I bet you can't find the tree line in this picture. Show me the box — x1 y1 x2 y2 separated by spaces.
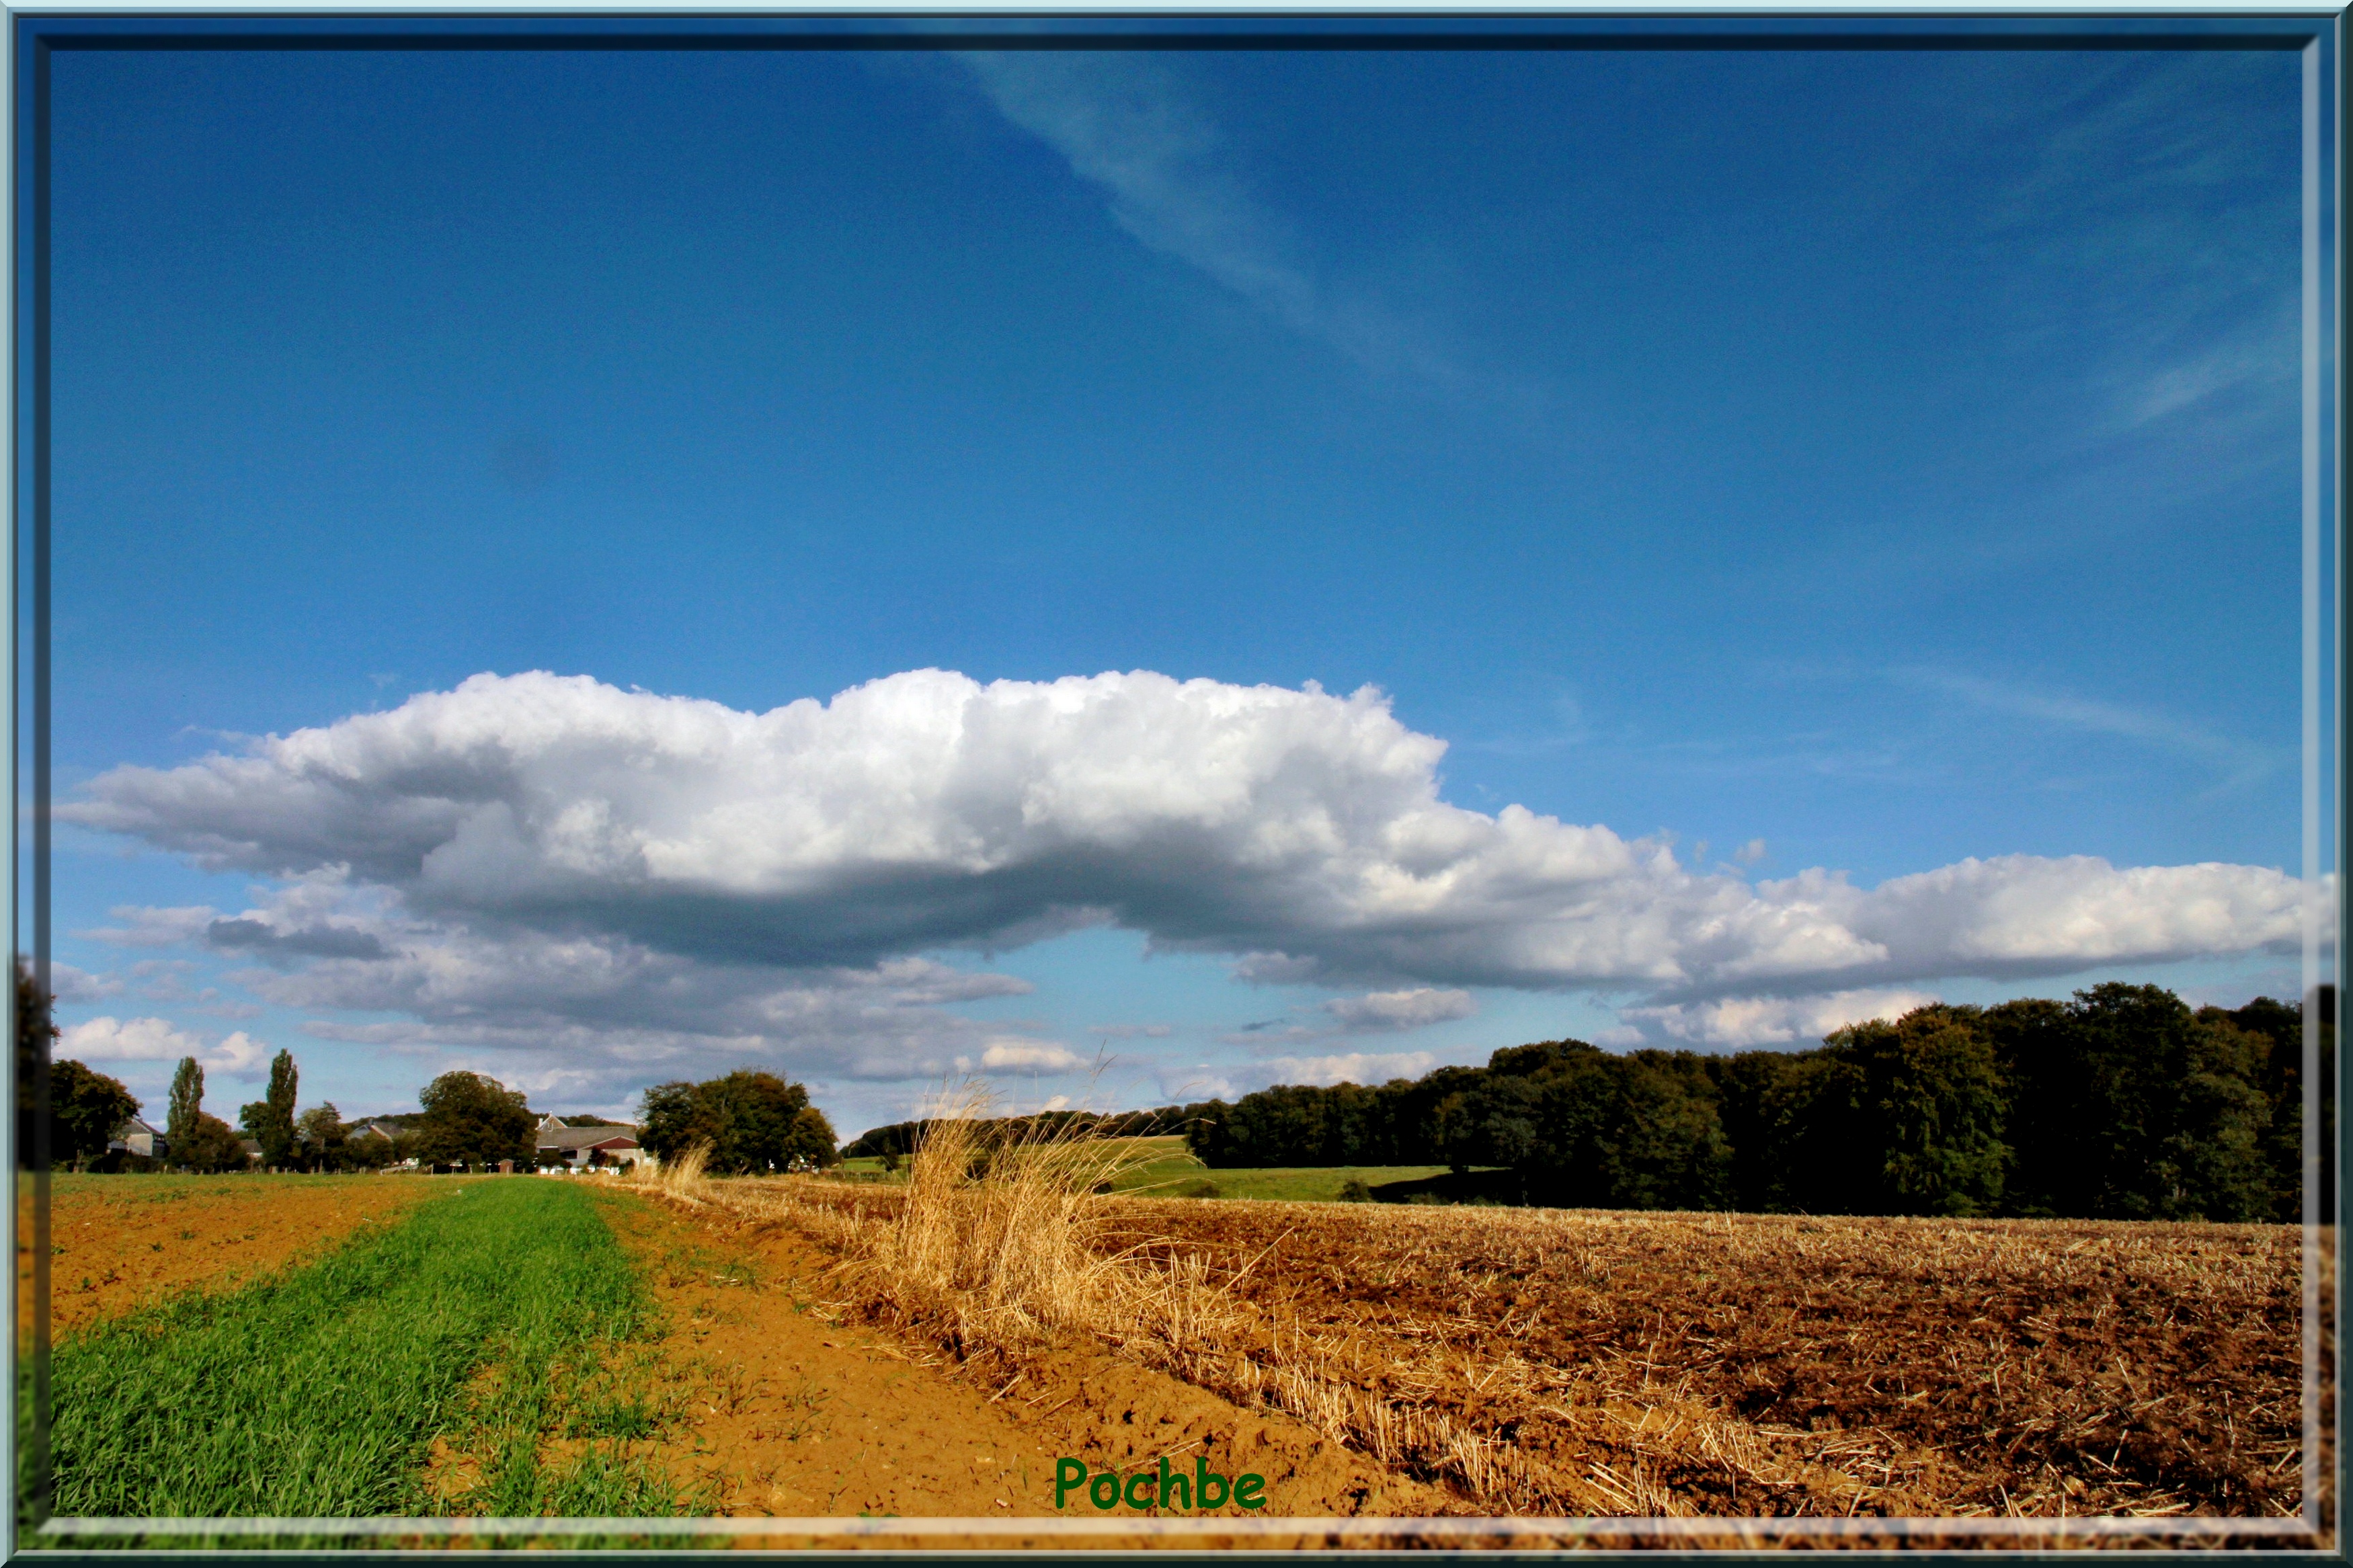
840 1105 1202 1164
1179 984 2334 1223
15 958 842 1175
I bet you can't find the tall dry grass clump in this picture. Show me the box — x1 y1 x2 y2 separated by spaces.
839 1081 1193 1354
662 1093 1583 1511
637 1140 711 1202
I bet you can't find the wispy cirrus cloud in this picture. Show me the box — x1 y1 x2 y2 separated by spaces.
961 52 1455 384
1892 665 2290 792
1224 987 1477 1047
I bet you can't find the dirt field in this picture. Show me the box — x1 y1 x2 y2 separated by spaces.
1127 1201 2314 1520
17 1167 2329 1547
573 1187 1453 1534
16 1173 434 1344
691 1175 2323 1530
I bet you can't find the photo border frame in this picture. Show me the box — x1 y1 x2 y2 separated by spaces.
5 5 2342 1555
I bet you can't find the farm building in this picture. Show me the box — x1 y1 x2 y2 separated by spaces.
532 1114 654 1171
108 1116 165 1159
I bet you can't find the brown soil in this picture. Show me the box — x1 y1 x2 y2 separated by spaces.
584 1187 1455 1542
738 1178 2323 1530
1125 1200 2315 1520
16 1172 434 1344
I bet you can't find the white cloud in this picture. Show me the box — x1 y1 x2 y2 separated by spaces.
243 911 1040 1092
59 1015 202 1063
210 1032 269 1073
1620 988 1944 1050
78 905 218 947
48 964 121 1003
1232 951 1321 984
1256 1050 1440 1089
58 1016 268 1075
1323 987 1475 1032
1152 1065 1237 1102
73 878 1045 1104
976 1038 1088 1073
56 668 2333 1094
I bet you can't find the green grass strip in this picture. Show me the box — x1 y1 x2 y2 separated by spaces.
41 1178 681 1522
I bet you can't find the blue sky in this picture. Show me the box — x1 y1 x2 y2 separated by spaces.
33 40 2332 1136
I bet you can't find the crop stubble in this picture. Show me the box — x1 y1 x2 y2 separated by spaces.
708 1176 2319 1524
1131 1202 2313 1520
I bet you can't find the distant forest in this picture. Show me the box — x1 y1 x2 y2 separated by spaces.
850 984 2335 1224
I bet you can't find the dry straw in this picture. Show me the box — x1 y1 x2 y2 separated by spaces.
643 1092 2313 1526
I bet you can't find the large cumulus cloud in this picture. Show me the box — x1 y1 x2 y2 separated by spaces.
65 669 2328 1001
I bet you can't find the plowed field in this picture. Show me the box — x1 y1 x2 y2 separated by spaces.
734 1179 2323 1528
17 1173 434 1344
1123 1202 2314 1520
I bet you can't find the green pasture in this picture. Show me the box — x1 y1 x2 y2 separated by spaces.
32 1177 691 1528
832 1135 1458 1204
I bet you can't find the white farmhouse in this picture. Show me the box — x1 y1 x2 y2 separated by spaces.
107 1116 166 1159
532 1113 655 1172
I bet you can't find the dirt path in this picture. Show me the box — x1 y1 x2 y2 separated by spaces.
17 1173 437 1344
588 1187 1456 1541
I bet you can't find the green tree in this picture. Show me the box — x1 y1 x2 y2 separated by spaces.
415 1072 534 1169
241 1050 301 1169
638 1081 701 1165
49 1061 142 1171
1469 1041 1732 1210
1710 1049 1809 1211
2216 990 2334 1223
1597 1052 1734 1210
175 1112 250 1173
1821 1007 2009 1216
168 1057 205 1151
15 955 58 1169
785 1104 840 1170
1979 997 2074 1215
1753 1048 1874 1212
1181 1100 1236 1165
145 1053 245 1171
639 1069 834 1173
3 953 138 1173
296 1104 350 1172
1995 985 2273 1221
